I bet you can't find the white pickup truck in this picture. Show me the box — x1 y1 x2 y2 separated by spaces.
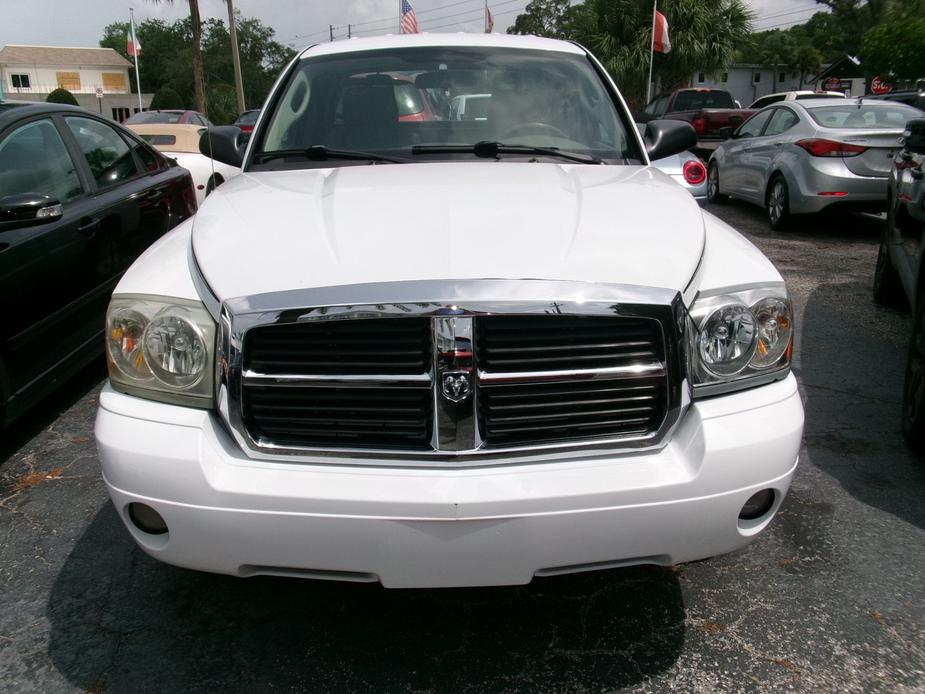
95 34 804 588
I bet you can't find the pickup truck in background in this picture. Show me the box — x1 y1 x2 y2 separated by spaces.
637 88 755 153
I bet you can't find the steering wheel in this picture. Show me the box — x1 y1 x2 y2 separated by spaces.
501 122 569 141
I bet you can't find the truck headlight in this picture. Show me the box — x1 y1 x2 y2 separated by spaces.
106 295 216 407
689 286 793 397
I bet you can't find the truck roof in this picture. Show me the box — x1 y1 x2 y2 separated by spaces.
299 33 587 59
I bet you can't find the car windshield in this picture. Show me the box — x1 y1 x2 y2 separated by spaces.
807 103 923 129
673 90 735 110
254 46 637 166
127 111 184 124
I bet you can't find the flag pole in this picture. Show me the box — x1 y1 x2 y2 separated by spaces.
645 0 657 104
130 8 143 112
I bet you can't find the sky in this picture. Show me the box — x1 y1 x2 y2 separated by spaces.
0 0 825 49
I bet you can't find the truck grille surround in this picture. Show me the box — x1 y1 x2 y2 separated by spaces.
220 281 687 465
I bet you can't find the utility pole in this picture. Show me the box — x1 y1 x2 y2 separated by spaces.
329 25 334 42
225 0 246 114
348 24 352 38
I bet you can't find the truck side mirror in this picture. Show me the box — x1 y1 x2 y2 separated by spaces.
719 126 736 141
200 126 246 168
644 120 697 161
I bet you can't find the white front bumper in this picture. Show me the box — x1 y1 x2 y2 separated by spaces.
95 374 803 588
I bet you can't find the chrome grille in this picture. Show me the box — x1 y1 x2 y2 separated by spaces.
475 315 666 445
221 280 685 464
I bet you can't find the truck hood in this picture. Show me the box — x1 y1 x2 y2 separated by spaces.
191 162 705 301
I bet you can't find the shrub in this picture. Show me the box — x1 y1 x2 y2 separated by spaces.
46 88 78 105
149 86 185 110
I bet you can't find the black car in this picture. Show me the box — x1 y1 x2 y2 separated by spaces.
868 90 925 111
873 117 925 452
0 101 196 426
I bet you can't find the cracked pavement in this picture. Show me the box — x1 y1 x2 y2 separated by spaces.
1 200 924 692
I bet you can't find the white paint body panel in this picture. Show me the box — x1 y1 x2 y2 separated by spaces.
99 34 802 588
96 375 803 588
192 164 705 302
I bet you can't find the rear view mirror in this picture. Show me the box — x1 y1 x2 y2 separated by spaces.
719 126 736 141
904 119 925 155
414 70 481 91
0 193 62 225
644 120 697 161
200 126 246 168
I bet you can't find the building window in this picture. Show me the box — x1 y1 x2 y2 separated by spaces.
112 107 132 122
56 71 81 91
102 72 126 92
721 72 728 83
753 72 761 83
779 71 786 83
11 73 30 89
698 72 705 83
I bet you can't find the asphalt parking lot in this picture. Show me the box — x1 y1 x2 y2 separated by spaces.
1 200 924 693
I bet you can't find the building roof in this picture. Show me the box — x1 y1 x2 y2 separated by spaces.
0 45 131 68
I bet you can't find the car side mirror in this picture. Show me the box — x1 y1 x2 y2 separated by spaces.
0 193 62 226
719 126 736 141
644 119 697 161
904 119 925 155
200 126 246 167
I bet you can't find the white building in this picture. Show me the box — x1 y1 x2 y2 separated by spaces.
691 58 868 108
0 44 152 121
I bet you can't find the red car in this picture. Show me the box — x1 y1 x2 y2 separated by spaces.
234 109 260 134
394 80 440 122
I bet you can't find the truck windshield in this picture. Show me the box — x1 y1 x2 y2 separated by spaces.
673 90 735 110
254 46 638 166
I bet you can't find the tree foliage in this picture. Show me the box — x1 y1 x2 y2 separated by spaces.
538 0 752 106
860 1 925 82
149 86 184 109
46 88 78 105
100 14 294 123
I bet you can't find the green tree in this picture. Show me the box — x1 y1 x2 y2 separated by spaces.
558 0 752 107
861 15 925 82
506 0 573 38
46 88 78 105
149 86 185 109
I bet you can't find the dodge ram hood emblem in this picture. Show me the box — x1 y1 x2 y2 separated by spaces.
442 372 471 403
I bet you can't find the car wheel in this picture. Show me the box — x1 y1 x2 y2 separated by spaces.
707 162 727 204
766 176 791 231
902 291 925 453
873 203 906 307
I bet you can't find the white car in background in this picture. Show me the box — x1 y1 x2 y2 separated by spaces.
127 124 240 205
748 90 846 109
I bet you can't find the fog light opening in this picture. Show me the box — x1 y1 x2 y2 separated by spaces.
739 489 776 521
128 502 169 535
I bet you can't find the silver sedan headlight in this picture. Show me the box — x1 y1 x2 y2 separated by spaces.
689 286 793 396
106 295 216 407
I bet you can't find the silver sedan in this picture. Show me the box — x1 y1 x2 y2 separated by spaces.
707 98 923 229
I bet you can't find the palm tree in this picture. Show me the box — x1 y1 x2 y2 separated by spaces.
563 0 753 107
149 0 207 114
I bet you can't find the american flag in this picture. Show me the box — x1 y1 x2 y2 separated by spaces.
400 0 419 34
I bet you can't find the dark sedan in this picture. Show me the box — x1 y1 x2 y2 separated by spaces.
873 118 925 452
0 101 197 426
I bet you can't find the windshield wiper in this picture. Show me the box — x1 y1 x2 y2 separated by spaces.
253 145 406 165
411 141 603 165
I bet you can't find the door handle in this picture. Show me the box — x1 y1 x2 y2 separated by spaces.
146 188 165 203
77 217 100 237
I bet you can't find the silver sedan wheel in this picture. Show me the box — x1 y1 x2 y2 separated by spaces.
708 166 719 199
768 180 785 224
